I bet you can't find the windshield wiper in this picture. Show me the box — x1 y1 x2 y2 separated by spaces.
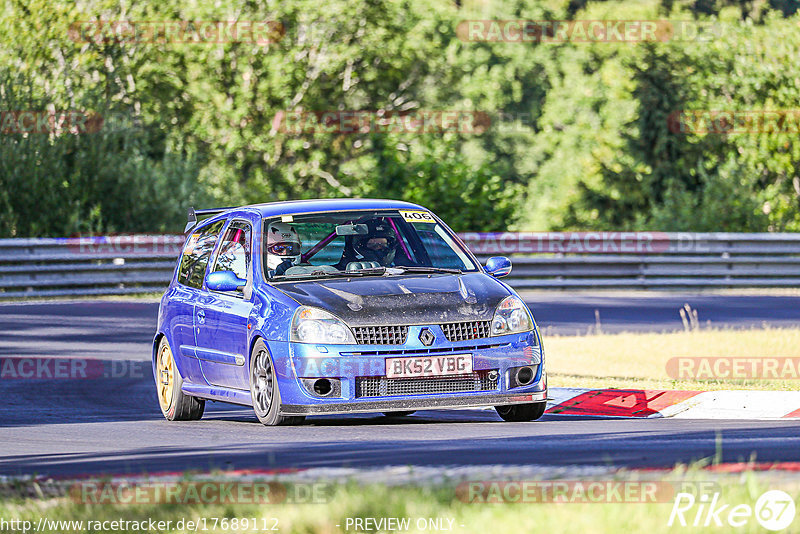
272 265 461 281
389 266 463 275
271 268 387 281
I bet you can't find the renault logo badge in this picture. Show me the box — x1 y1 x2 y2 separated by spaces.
419 328 435 346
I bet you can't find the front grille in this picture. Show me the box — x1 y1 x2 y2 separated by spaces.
355 371 499 398
440 320 492 342
352 325 409 345
341 342 510 358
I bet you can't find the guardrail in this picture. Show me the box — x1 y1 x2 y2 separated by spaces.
0 232 798 298
460 232 800 289
0 236 184 298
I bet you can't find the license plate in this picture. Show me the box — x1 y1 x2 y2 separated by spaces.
385 354 473 378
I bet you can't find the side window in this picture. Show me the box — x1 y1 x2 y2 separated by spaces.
393 221 418 264
415 224 472 271
177 221 225 289
213 221 252 284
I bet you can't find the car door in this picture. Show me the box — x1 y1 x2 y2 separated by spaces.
168 220 226 383
195 219 254 391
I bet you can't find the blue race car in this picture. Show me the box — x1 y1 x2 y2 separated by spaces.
153 199 546 425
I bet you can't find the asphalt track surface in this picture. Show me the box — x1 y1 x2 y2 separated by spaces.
0 294 799 477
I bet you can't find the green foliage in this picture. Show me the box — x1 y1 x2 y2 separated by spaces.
526 2 800 232
0 0 206 236
1 0 798 236
363 136 519 231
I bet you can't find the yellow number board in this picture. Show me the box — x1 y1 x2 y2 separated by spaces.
400 210 436 223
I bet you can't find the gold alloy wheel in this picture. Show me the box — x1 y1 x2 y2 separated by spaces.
157 343 175 413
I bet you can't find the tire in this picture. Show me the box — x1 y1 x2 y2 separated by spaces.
383 411 416 417
250 339 305 426
495 402 546 422
155 337 204 421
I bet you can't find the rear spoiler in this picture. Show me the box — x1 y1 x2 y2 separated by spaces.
184 206 234 233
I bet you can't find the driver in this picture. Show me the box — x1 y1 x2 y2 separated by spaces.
351 219 399 266
266 222 301 276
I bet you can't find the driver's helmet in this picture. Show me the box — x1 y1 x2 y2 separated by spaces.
353 219 398 266
266 222 301 271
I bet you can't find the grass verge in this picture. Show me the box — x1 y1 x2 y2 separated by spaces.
1 468 798 533
545 326 800 391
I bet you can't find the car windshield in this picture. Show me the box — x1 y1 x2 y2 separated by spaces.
263 209 478 280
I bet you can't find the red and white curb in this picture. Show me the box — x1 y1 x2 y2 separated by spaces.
547 388 800 419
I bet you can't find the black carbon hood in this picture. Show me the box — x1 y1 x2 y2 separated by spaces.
271 272 510 326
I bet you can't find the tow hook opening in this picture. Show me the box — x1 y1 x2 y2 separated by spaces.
314 378 333 396
508 365 538 388
301 377 342 398
515 366 535 386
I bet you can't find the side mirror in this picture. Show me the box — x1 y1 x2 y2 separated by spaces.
485 256 512 278
206 271 247 292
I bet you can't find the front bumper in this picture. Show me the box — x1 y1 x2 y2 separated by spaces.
268 326 546 415
281 391 547 416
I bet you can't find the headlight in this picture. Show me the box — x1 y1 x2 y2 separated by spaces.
491 296 532 336
290 306 356 344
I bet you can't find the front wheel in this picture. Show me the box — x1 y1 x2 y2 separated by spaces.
250 339 304 426
495 402 546 422
155 337 204 421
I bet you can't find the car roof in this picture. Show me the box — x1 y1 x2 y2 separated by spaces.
190 199 431 231
241 198 427 218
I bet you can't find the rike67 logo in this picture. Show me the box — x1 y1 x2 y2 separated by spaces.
669 490 796 531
